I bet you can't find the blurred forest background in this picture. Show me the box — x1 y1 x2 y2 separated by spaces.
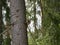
0 0 60 45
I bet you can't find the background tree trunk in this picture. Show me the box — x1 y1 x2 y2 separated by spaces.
10 0 28 45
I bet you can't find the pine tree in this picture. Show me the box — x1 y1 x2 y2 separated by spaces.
10 0 28 45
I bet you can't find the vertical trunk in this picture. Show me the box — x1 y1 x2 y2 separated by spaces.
10 0 28 45
0 0 3 45
40 0 46 36
34 0 36 31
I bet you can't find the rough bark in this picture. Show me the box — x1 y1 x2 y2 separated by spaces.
10 0 28 45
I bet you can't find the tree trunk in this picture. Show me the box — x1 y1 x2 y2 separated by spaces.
10 0 28 45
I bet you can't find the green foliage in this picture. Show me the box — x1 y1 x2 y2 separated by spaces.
2 0 7 8
26 0 60 45
3 35 11 45
41 0 60 45
5 6 10 22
